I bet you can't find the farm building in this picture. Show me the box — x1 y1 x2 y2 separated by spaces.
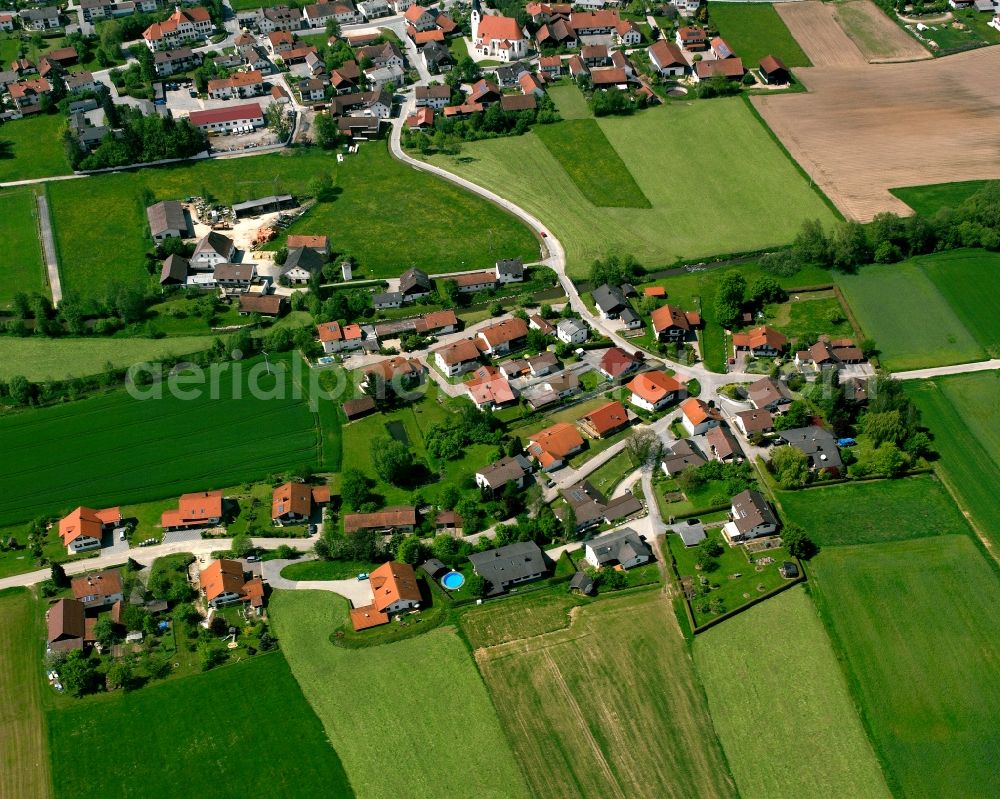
146 200 191 241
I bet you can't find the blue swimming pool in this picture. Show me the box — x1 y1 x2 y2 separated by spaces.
441 571 466 590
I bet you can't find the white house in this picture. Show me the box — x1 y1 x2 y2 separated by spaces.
723 490 778 543
584 527 652 570
495 258 524 284
556 318 588 345
433 339 481 376
191 231 235 269
648 39 687 77
59 507 121 555
317 321 364 353
680 397 722 436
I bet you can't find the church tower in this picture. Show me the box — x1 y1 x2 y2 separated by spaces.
471 0 482 42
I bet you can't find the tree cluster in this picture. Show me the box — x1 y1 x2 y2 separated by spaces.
72 107 206 171
589 253 643 287
589 86 648 117
424 403 504 462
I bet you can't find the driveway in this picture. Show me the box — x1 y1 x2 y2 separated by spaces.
262 557 374 606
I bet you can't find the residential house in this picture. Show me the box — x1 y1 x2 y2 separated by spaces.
239 294 287 317
599 346 640 380
359 0 392 18
404 3 437 31
143 6 214 52
748 376 793 413
476 454 533 493
592 283 630 320
648 39 687 77
280 245 326 283
191 231 235 268
777 426 842 474
527 422 584 470
357 41 406 71
529 371 579 408
19 7 61 30
723 490 778 543
469 78 502 105
59 506 121 555
433 339 482 376
529 314 555 335
361 356 425 394
365 62 404 89
582 44 610 67
794 337 865 369
0 14 13 32
471 0 529 61
536 19 577 48
350 561 422 630
651 304 701 343
160 254 190 285
154 47 200 76
161 491 224 531
527 352 558 376
188 102 265 132
208 69 265 99
675 25 707 51
496 258 525 283
71 570 124 611
468 541 547 596
626 370 685 412
242 44 272 72
680 397 723 436
399 267 433 300
734 408 774 437
363 86 393 118
408 107 434 128
571 9 621 35
556 318 588 345
343 506 417 534
422 40 454 73
299 77 326 101
539 55 563 78
266 30 294 55
373 291 403 309
213 262 257 291
466 375 517 411
47 599 88 653
501 94 536 111
578 400 630 438
330 60 362 93
272 481 328 524
65 71 101 94
9 77 52 111
732 325 788 357
710 36 736 59
759 54 789 85
584 527 651 570
317 321 364 353
415 83 452 109
557 481 643 531
615 18 642 45
476 317 528 356
706 425 742 463
146 200 190 241
660 438 706 476
286 234 330 255
200 559 265 608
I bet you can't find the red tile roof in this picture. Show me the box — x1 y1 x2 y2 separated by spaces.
579 400 630 437
626 370 684 405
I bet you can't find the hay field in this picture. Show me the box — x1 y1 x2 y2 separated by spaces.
474 591 737 799
833 0 931 62
694 587 891 799
775 2 866 66
753 47 1000 221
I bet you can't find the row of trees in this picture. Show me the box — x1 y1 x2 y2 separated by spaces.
71 107 207 171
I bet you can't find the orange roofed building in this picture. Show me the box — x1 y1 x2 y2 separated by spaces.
161 491 223 531
200 558 265 609
59 506 121 555
680 397 723 436
271 481 329 526
732 325 788 357
578 400 631 439
527 422 585 471
626 370 685 412
350 560 422 631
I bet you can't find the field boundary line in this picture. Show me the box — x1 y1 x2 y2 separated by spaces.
35 188 63 306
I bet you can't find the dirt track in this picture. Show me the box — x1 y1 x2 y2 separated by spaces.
752 46 1000 221
776 2 866 67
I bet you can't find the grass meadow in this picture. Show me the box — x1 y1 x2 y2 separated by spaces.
460 589 581 649
0 336 216 381
534 119 651 208
0 113 73 183
890 180 994 216
46 142 538 300
269 590 530 799
919 249 1000 357
0 187 47 307
475 591 738 799
836 254 987 370
546 83 592 120
906 372 1000 550
49 653 353 799
709 3 812 67
808 536 1000 799
694 587 891 799
0 589 52 799
0 354 324 527
776 474 973 547
426 99 837 277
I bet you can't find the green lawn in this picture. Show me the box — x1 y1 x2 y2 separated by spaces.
0 589 52 799
890 180 995 217
269 590 529 799
836 255 986 370
534 119 651 208
585 449 637 496
546 83 591 120
918 249 1000 358
776 474 972 547
47 142 539 300
0 335 216 381
0 188 47 307
694 586 890 799
280 559 377 580
0 113 73 183
49 653 354 799
459 589 582 650
808 535 1000 799
427 99 837 277
0 354 321 527
906 372 1000 551
709 3 811 67
764 291 853 344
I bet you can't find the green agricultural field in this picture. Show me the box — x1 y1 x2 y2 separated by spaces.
776 474 972 547
460 589 581 649
836 257 984 370
918 249 1000 357
546 83 591 120
890 180 994 216
0 188 47 307
46 142 539 300
0 589 52 799
906 372 1000 550
0 113 73 183
694 586 890 799
764 291 853 343
0 335 216 381
0 354 323 527
534 119 651 208
49 653 354 799
270 590 529 799
476 591 737 799
709 3 811 67
808 536 1000 799
426 99 836 277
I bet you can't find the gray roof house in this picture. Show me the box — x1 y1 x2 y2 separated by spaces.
399 267 432 298
475 454 532 492
584 527 652 570
160 254 190 285
280 246 326 283
191 231 235 268
723 490 779 543
469 541 548 596
593 283 629 319
660 438 707 476
495 258 524 282
146 200 190 241
778 426 842 472
748 376 793 412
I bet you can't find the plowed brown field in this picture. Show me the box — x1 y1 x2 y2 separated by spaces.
752 46 1000 221
776 2 866 66
834 0 932 62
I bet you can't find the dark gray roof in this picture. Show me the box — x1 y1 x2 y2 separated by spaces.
476 455 530 490
662 438 706 473
569 571 594 593
496 258 524 277
620 307 640 325
778 426 842 470
374 291 403 305
160 254 190 284
469 541 546 594
586 527 651 566
419 558 447 577
400 267 431 294
146 200 189 238
730 490 778 534
232 195 294 214
193 231 234 259
669 518 706 547
593 283 628 315
282 246 325 275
